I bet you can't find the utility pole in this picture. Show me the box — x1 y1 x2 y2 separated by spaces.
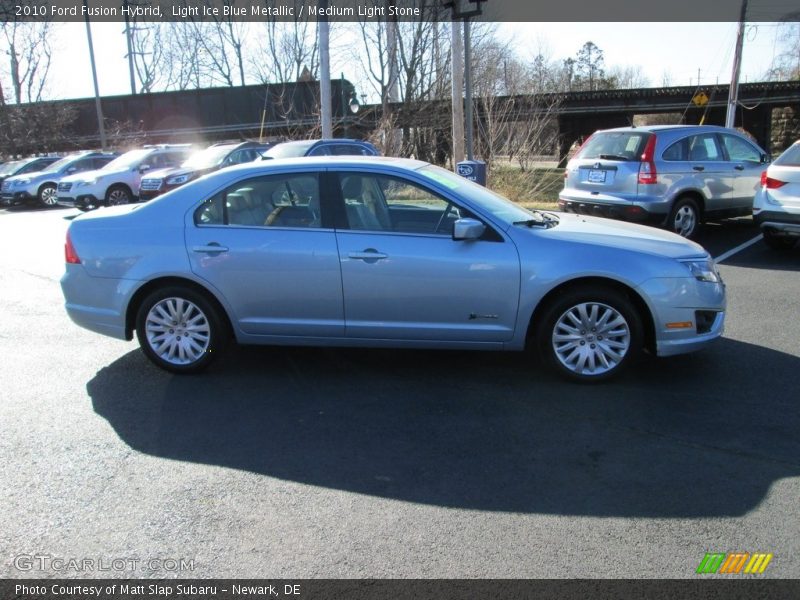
319 0 332 139
726 0 748 129
450 21 465 165
123 1 136 95
83 0 107 150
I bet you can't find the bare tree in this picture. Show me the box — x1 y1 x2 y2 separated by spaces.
765 23 800 80
251 5 319 84
606 65 651 89
128 22 167 93
0 20 55 103
194 0 249 87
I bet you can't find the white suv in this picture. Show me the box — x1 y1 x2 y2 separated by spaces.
753 140 800 250
57 145 192 211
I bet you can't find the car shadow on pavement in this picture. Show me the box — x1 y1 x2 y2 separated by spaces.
88 337 800 518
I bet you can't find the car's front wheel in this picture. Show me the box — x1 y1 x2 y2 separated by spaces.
38 183 58 207
135 286 228 374
106 185 132 206
536 287 643 382
762 229 797 250
668 196 701 238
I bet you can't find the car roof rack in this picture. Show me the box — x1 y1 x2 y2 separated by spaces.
142 144 193 149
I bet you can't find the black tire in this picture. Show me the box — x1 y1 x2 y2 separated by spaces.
668 196 701 238
135 286 228 374
535 286 643 383
106 185 132 206
37 183 58 207
762 229 797 251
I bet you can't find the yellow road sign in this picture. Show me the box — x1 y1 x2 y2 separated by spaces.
692 92 709 106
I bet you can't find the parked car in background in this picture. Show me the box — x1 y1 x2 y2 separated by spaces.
139 141 269 201
1 151 117 207
753 140 800 250
57 145 193 211
0 156 61 190
261 139 379 159
61 156 725 382
559 125 769 238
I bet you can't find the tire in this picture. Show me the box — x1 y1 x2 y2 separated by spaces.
135 286 228 374
762 229 797 251
38 183 59 207
536 287 643 383
106 185 132 206
668 196 701 238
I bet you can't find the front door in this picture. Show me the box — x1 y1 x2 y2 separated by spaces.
333 172 520 343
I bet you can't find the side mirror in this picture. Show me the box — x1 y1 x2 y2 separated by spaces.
138 164 151 173
66 167 77 174
452 218 486 241
760 153 771 164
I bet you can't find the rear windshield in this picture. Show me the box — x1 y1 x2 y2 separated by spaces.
576 131 650 161
774 143 800 167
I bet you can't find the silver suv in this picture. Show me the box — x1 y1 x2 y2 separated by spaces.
559 125 769 238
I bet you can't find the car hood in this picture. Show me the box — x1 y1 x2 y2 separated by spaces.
532 212 708 260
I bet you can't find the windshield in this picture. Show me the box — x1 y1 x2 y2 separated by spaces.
101 149 152 171
182 146 236 169
40 154 83 174
263 141 316 159
417 164 535 226
0 160 23 176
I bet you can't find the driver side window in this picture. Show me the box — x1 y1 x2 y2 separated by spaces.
339 174 460 234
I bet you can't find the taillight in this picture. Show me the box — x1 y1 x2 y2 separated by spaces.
637 134 658 184
65 231 81 264
761 171 786 189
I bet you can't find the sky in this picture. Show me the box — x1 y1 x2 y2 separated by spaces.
41 21 789 102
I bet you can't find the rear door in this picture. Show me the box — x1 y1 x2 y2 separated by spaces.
661 133 730 210
185 171 344 338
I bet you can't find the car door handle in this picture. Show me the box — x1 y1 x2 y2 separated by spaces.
348 249 388 261
192 244 229 253
734 165 745 171
692 165 705 171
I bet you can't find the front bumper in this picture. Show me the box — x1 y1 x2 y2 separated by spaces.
636 276 726 358
57 194 101 210
1 191 35 205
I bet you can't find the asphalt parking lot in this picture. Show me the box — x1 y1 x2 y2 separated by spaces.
0 204 798 579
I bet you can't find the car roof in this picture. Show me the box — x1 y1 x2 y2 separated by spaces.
224 155 424 172
598 124 739 134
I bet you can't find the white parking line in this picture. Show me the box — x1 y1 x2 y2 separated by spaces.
714 234 763 263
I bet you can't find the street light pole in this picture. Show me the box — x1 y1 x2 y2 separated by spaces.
83 0 107 150
319 0 332 139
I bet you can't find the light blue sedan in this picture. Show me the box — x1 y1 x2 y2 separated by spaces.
61 157 725 382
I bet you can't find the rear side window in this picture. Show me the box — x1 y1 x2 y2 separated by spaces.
774 143 800 167
576 132 649 161
194 173 321 228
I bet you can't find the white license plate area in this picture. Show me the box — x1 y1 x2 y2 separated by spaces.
588 169 607 183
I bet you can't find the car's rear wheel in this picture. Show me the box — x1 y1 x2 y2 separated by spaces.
668 196 700 238
135 286 227 374
536 287 643 382
106 185 132 206
38 183 58 207
762 229 797 250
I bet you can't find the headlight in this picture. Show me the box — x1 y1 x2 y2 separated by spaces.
682 259 720 283
76 179 97 188
166 174 191 185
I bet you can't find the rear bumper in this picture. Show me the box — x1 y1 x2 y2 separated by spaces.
558 198 666 224
753 210 800 236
